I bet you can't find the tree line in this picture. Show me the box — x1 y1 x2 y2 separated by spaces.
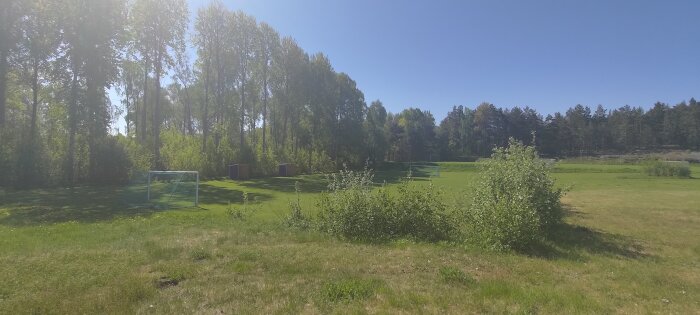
437 100 700 160
0 0 697 187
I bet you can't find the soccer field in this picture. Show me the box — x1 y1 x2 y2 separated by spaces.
1 162 699 314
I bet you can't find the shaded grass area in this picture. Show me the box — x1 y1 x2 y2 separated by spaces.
0 162 699 313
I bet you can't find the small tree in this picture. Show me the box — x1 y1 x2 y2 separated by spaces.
469 138 563 250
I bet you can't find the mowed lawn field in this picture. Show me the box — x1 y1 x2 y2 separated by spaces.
1 162 699 314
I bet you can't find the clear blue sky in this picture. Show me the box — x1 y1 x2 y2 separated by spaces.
120 0 699 126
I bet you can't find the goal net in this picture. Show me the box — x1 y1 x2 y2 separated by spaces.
147 171 199 208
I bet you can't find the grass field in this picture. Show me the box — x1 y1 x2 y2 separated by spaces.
1 162 699 314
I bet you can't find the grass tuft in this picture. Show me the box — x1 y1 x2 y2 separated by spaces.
190 248 212 261
322 278 382 302
438 266 474 286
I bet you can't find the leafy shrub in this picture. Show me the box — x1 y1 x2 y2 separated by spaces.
316 166 453 242
468 139 564 251
392 181 453 241
643 160 691 178
316 166 390 241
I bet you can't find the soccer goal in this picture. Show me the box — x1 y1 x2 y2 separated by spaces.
147 171 199 207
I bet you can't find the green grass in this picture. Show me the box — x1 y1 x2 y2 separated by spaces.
1 162 699 313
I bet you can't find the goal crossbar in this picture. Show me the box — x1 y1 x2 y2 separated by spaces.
147 171 199 206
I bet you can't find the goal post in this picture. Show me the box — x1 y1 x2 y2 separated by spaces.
147 171 199 207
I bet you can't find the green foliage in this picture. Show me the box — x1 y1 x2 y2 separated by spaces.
388 108 437 162
88 137 133 185
316 166 453 242
468 139 564 251
643 160 691 178
117 136 152 179
161 129 205 172
161 129 237 178
392 181 453 241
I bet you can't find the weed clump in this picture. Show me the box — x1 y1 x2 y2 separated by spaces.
643 160 691 178
468 139 564 251
227 192 260 220
285 181 312 229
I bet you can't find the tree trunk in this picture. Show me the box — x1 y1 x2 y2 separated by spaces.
141 64 149 142
239 73 246 149
125 80 131 135
249 112 256 148
202 57 210 152
86 73 97 180
270 95 276 152
30 59 39 141
24 58 40 185
214 51 223 149
281 83 289 151
153 59 162 169
183 85 193 135
66 66 79 185
0 48 7 125
262 73 268 155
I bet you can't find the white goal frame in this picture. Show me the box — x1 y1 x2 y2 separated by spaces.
147 171 199 206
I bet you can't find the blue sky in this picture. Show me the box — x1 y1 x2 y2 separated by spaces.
113 0 700 131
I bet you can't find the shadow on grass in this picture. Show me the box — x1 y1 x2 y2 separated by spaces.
373 162 436 184
521 224 650 261
0 183 271 226
0 185 168 226
198 183 273 205
237 176 329 193
236 166 433 194
520 207 650 261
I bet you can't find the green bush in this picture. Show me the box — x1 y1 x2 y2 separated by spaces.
315 166 453 242
392 181 453 241
643 160 691 178
468 139 564 251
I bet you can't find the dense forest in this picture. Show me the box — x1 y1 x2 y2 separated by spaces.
0 0 698 187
